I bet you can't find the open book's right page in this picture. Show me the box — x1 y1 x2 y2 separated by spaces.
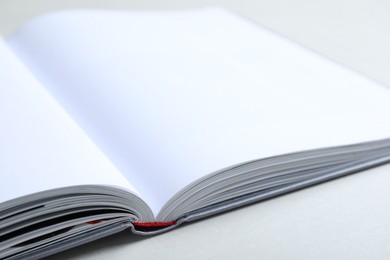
7 8 390 215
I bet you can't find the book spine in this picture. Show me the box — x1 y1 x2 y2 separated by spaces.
132 220 176 227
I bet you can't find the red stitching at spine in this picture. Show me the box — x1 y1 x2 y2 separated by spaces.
132 220 176 227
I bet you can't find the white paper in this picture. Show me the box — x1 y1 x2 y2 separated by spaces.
0 38 140 204
7 8 390 214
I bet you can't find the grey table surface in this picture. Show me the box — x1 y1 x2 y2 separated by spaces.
1 0 390 259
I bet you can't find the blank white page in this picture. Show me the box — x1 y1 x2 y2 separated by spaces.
0 38 140 204
7 8 390 214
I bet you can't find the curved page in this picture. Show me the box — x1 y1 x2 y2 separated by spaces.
7 8 390 214
0 38 140 204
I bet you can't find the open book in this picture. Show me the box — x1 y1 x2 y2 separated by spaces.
1 7 390 259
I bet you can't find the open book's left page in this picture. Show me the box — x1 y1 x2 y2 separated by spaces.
0 38 140 203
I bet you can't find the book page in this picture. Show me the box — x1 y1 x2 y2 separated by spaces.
0 37 140 204
7 8 390 214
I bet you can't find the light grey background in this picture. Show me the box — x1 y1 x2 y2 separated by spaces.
1 0 390 259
